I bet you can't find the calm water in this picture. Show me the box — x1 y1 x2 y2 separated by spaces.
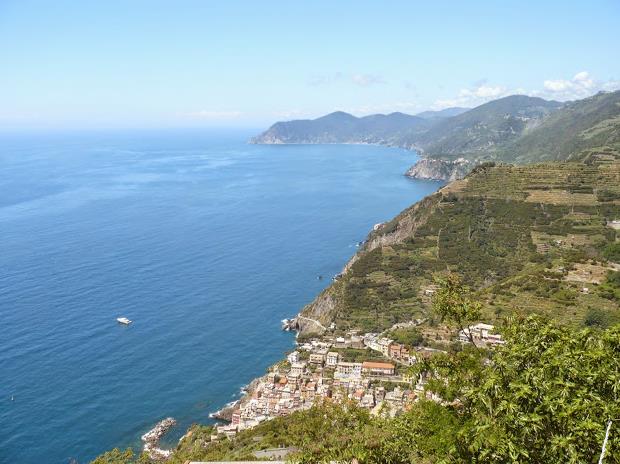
0 129 441 463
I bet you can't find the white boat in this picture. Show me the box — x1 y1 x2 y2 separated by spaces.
116 317 132 325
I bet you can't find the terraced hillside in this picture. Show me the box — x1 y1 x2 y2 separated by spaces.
299 158 620 333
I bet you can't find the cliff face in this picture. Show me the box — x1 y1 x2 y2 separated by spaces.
404 158 472 181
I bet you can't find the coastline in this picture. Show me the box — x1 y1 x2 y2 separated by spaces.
249 140 467 182
80 140 447 462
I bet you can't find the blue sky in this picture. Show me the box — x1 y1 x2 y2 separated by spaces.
1 0 619 129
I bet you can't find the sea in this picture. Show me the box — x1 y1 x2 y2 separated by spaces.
0 129 442 464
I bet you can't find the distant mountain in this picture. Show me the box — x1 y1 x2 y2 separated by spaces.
249 111 431 146
252 91 620 180
495 90 620 163
415 95 563 159
415 107 469 120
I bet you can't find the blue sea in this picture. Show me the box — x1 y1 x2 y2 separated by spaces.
0 129 441 464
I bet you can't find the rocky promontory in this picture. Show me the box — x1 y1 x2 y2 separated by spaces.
405 158 472 181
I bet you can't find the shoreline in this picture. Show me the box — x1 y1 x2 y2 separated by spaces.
209 377 261 422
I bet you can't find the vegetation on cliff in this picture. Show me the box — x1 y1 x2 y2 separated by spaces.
300 158 620 335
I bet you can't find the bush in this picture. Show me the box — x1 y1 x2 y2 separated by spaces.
602 242 620 263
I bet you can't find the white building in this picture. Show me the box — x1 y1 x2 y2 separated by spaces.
377 338 394 356
290 362 306 376
459 323 503 345
335 361 363 379
309 353 325 365
326 351 339 367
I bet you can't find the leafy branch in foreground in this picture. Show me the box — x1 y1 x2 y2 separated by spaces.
432 273 482 345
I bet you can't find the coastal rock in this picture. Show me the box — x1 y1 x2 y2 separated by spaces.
405 158 472 181
297 291 335 336
142 418 176 460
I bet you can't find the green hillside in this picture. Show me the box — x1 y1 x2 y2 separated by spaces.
497 90 620 163
415 95 562 159
250 111 431 145
300 158 620 333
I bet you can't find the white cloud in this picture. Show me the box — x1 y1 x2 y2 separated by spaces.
182 110 243 120
542 71 597 99
351 73 386 87
432 71 620 110
433 84 509 109
539 71 620 100
601 80 620 91
308 72 344 86
308 72 385 87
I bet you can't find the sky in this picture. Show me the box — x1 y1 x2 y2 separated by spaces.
1 0 619 129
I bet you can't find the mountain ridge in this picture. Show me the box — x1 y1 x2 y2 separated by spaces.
252 91 620 181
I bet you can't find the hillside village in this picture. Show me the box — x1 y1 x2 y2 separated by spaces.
214 321 503 439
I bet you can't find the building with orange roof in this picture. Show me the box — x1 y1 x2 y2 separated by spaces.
361 361 395 376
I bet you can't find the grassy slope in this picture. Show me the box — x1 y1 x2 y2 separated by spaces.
301 158 620 333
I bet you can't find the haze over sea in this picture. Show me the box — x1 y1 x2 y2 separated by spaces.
0 130 441 464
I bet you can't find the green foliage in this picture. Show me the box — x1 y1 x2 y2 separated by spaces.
334 347 383 363
603 242 620 263
598 270 620 302
496 91 620 163
432 274 482 342
388 326 424 347
453 316 620 463
584 307 611 327
90 448 135 464
597 189 620 202
406 316 620 462
418 95 561 158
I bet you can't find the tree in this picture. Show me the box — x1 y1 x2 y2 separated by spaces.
418 316 620 463
432 273 482 345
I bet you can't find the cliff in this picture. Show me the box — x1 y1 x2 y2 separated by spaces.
404 158 472 181
298 158 620 335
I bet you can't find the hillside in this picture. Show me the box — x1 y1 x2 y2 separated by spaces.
414 106 469 120
496 90 620 163
250 96 563 155
299 157 620 334
252 92 620 181
415 95 562 159
249 110 431 146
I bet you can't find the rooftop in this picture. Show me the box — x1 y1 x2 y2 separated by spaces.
362 361 395 369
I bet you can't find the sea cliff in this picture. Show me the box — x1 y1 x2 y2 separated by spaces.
404 158 472 181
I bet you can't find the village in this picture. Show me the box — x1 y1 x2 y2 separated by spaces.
213 320 503 439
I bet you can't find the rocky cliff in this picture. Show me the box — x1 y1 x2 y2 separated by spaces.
404 158 472 181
